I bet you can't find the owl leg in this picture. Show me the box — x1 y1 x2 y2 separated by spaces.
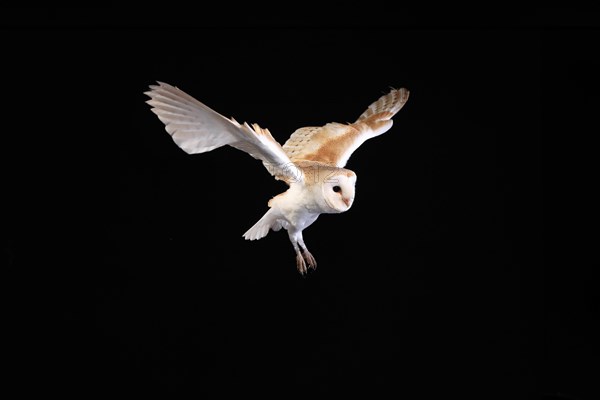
290 232 317 275
295 249 308 275
298 237 317 271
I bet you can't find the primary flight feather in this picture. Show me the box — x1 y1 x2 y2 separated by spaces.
145 82 409 274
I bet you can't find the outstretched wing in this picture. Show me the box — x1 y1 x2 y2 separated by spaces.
282 88 409 167
145 81 302 183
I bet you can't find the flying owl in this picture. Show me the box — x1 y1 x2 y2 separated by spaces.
145 82 409 274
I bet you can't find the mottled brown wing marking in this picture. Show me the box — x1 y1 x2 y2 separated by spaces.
283 123 359 165
282 127 321 156
356 88 409 123
281 88 409 168
357 111 395 133
298 126 361 165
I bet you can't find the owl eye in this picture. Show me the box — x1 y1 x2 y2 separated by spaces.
332 185 341 193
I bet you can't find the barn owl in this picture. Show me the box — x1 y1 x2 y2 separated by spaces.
145 82 409 274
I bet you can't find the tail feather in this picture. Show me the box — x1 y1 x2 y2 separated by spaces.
243 209 286 241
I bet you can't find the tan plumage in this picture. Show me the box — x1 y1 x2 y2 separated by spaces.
145 82 409 274
283 87 410 167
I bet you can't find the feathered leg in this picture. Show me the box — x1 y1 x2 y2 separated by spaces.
289 231 317 275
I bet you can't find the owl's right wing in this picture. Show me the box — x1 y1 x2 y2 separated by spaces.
282 88 409 168
145 81 302 184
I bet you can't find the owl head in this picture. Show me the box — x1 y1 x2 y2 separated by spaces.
320 168 356 213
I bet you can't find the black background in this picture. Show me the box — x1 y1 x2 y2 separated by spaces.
2 6 595 400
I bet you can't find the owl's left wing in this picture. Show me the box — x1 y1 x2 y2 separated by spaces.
145 81 302 183
282 88 409 167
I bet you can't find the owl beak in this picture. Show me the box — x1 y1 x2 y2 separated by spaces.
343 197 353 207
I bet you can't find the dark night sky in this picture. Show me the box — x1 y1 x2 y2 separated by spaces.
2 7 595 400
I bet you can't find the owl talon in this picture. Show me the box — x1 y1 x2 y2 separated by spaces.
296 253 308 275
303 250 317 270
295 247 316 274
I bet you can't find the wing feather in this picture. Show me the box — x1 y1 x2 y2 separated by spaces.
145 81 301 183
282 88 409 167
